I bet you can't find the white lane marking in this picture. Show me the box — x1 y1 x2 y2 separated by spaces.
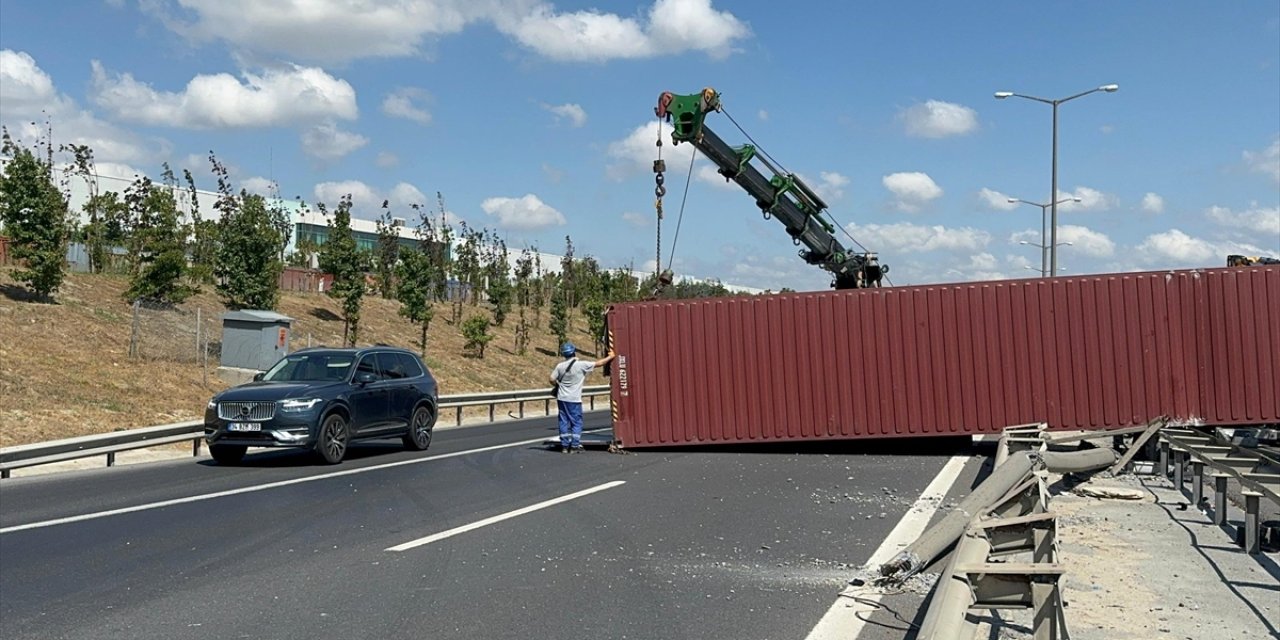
804 454 970 640
0 429 609 535
386 480 626 552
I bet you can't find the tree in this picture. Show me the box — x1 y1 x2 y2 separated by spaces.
317 195 366 346
485 234 512 326
453 222 482 306
461 314 494 358
549 289 568 352
82 191 128 273
62 143 107 273
121 167 194 304
0 131 70 300
512 247 535 355
395 246 436 355
373 204 400 299
184 168 217 285
561 235 576 329
209 153 284 309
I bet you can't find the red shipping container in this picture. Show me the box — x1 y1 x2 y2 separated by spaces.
606 266 1280 448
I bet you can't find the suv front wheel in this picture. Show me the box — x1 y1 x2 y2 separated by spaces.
315 413 349 464
403 404 436 451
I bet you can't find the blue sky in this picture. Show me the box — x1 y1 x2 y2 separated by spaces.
1 0 1277 290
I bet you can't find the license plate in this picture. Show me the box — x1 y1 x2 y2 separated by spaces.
228 422 262 432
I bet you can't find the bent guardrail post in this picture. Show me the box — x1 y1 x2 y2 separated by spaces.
879 450 1039 582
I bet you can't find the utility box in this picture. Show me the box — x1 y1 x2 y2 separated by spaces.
219 310 294 372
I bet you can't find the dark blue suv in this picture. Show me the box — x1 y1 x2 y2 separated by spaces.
204 346 439 465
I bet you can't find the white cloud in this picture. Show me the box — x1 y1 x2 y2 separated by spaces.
845 221 990 253
882 172 942 213
757 109 768 121
0 50 168 167
542 163 565 183
0 50 64 113
1135 229 1218 264
805 171 849 204
1141 192 1165 214
481 194 567 230
544 102 587 127
1056 186 1117 212
607 121 713 185
1013 224 1115 258
978 187 1018 211
1132 229 1270 268
241 176 277 196
1243 138 1280 184
89 61 358 129
1206 204 1280 236
312 180 434 218
940 252 1008 281
382 87 432 125
501 0 750 62
900 100 978 138
149 0 749 64
622 211 651 227
376 151 400 168
301 121 368 161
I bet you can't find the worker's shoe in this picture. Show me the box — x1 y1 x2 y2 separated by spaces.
570 446 584 454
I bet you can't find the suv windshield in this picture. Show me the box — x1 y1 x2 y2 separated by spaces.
262 353 355 382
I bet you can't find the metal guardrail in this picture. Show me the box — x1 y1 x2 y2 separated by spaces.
1154 426 1280 555
0 385 611 478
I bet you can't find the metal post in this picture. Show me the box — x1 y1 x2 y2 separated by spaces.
106 452 116 467
1173 450 1185 489
545 399 551 415
195 307 202 361
1213 475 1229 526
1040 204 1048 276
1049 101 1059 275
192 438 201 457
590 395 596 410
489 403 495 422
1244 492 1261 554
1191 461 1205 508
1032 581 1058 640
1 469 10 479
456 406 463 427
518 401 525 418
1159 440 1170 477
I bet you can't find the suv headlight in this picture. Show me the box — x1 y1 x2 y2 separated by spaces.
206 399 217 410
279 398 323 412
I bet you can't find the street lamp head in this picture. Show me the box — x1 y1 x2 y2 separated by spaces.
1100 84 1119 92
1007 197 1019 204
1019 240 1031 246
1072 197 1082 202
994 91 1013 99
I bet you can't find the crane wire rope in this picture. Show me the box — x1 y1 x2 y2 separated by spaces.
665 149 697 273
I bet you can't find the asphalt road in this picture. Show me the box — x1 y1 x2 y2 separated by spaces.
0 414 978 640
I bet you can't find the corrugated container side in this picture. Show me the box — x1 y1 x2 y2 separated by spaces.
608 266 1280 448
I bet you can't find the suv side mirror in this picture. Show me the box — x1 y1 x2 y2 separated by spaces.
252 372 265 382
355 372 378 385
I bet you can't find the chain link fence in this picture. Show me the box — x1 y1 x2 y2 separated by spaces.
126 299 223 383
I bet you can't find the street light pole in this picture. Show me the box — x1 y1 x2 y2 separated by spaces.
1008 197 1080 277
996 84 1118 274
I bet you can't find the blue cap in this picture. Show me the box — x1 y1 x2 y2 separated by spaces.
561 342 576 357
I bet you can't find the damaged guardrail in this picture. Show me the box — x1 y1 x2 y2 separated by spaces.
880 423 1120 640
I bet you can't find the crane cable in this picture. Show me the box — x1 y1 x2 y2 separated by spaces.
665 149 697 272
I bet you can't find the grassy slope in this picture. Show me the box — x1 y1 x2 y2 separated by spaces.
0 269 601 447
